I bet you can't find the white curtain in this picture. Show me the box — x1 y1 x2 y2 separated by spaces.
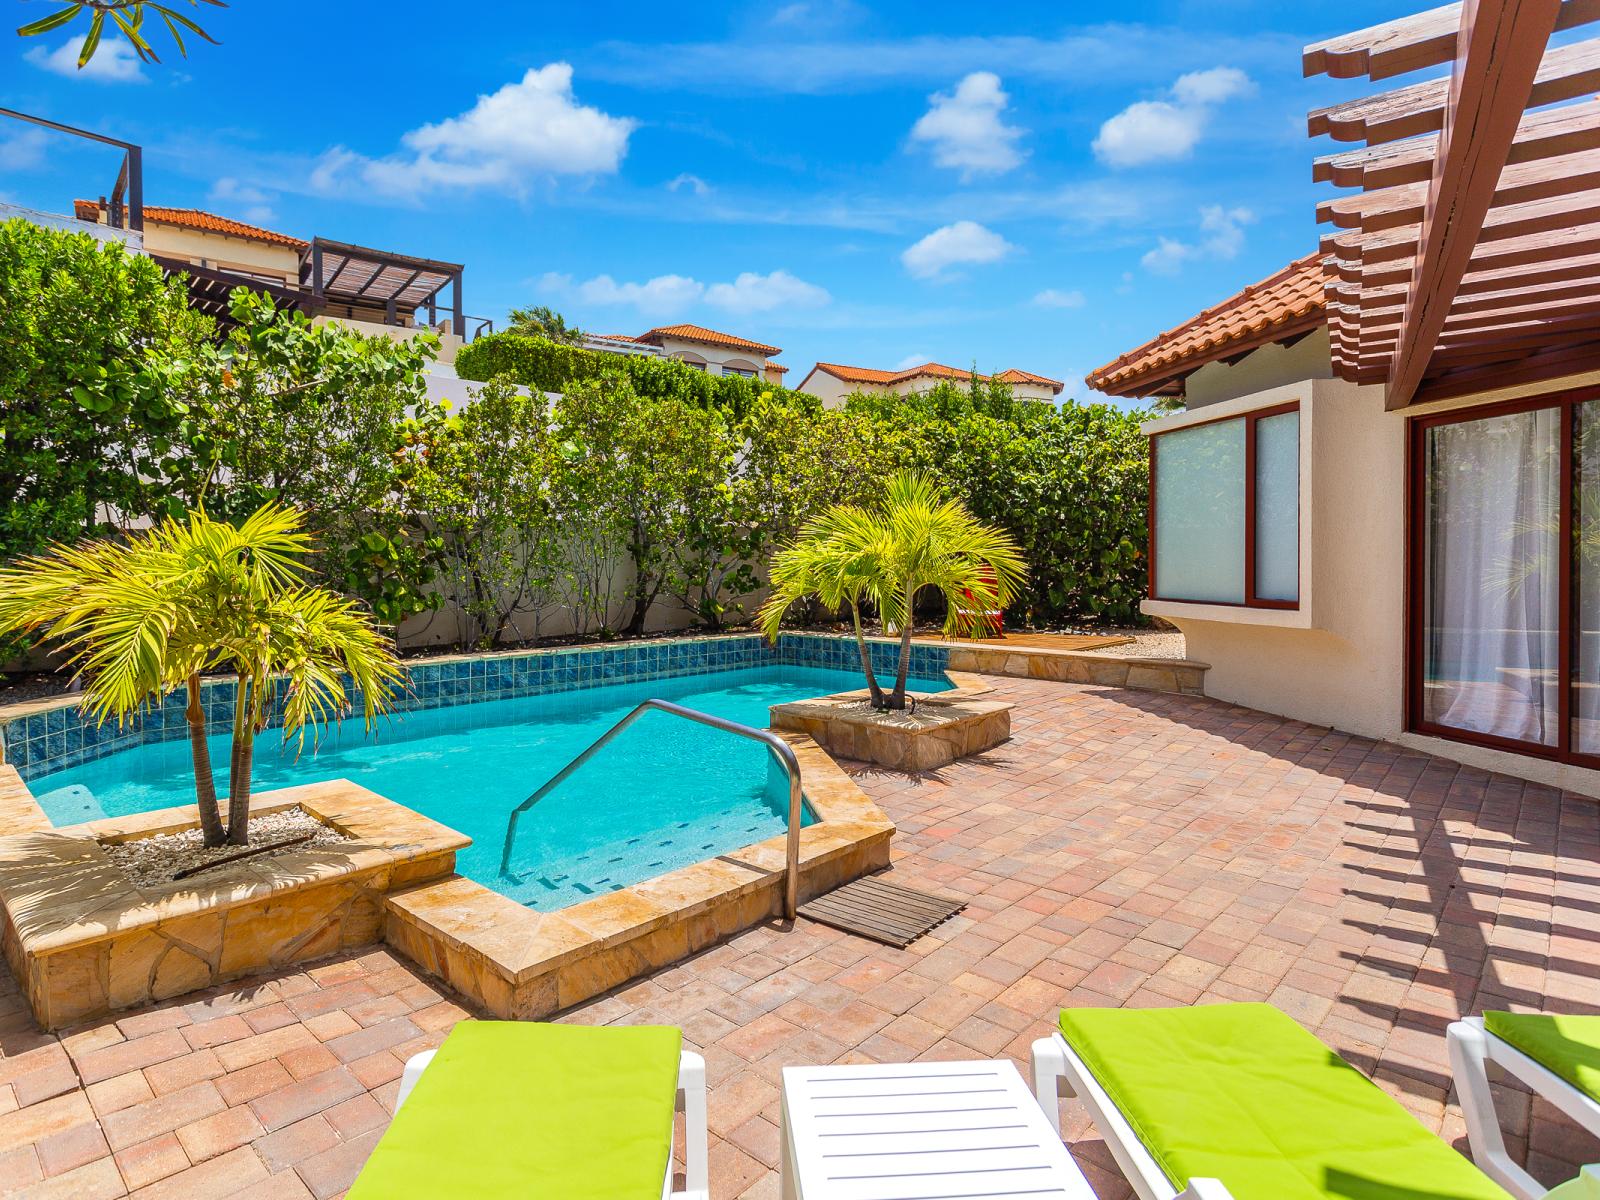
1578 401 1599 755
1423 408 1561 745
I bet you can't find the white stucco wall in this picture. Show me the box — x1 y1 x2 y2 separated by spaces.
1146 353 1600 798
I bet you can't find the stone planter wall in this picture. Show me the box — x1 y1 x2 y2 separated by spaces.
771 695 1012 773
0 781 467 1030
945 644 1208 695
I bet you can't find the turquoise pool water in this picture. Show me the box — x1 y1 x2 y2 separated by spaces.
27 665 949 910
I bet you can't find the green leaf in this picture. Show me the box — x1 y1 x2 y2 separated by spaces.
76 9 104 67
16 4 81 37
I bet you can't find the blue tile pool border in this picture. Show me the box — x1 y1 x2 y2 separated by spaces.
0 633 950 784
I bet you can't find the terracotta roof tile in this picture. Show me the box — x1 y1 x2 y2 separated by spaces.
812 361 1060 393
994 368 1064 392
74 200 308 250
635 324 781 357
1086 254 1327 398
811 362 903 385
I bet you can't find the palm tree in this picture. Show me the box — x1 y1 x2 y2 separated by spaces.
760 472 1026 711
0 504 404 847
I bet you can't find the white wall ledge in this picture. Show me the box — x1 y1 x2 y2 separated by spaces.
1142 599 1312 629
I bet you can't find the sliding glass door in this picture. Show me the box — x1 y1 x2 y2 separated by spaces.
1412 389 1600 766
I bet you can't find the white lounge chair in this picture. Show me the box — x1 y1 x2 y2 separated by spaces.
1449 1013 1600 1200
1031 1002 1526 1200
350 1021 708 1200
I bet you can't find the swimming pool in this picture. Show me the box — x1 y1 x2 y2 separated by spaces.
24 664 949 910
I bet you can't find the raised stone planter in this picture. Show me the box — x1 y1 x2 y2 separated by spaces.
0 780 466 1030
770 690 1012 773
944 644 1208 695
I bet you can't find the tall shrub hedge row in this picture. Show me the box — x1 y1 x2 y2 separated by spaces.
455 332 819 420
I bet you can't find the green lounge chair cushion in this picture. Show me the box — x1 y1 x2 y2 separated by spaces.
348 1020 681 1200
1486 1011 1600 1105
1058 1003 1509 1200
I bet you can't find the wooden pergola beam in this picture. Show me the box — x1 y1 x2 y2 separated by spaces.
1382 0 1565 409
1309 36 1600 146
1314 97 1600 189
1322 188 1600 266
1306 0 1600 80
1318 150 1600 230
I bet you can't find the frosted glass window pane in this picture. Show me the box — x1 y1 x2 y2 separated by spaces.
1254 411 1300 602
1578 401 1600 755
1155 419 1245 603
1421 408 1561 746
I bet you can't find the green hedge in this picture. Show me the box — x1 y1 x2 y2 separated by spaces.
455 333 819 420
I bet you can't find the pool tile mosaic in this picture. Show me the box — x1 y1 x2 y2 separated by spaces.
0 633 949 783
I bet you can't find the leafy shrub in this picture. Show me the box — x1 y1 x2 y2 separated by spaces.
455 332 819 420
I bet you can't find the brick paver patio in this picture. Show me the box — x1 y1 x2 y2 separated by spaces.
2 675 1598 1198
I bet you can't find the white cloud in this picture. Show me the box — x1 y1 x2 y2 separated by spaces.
901 220 1013 280
0 129 49 171
667 172 711 196
1093 66 1254 168
894 353 931 370
313 64 635 197
1141 205 1255 274
575 274 705 318
1093 102 1205 168
704 270 830 313
1032 288 1086 309
1172 66 1255 105
209 178 277 224
548 267 830 319
24 37 146 83
910 71 1025 178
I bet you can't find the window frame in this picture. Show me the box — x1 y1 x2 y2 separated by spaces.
1147 400 1301 610
1405 384 1600 770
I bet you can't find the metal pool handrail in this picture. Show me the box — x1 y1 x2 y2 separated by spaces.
498 698 806 919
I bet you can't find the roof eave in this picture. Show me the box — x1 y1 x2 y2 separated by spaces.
1089 311 1327 398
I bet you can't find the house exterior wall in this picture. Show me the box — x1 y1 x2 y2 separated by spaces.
312 316 463 365
1145 351 1600 798
137 222 302 286
649 335 779 379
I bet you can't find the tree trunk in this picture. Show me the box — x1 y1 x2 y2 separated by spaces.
185 674 226 848
225 676 256 846
889 585 916 710
626 523 653 636
849 601 886 709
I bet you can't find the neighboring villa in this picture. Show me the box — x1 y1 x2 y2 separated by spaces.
1 108 489 404
796 361 1065 408
70 199 480 367
585 324 789 384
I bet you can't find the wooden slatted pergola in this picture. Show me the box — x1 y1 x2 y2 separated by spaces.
302 238 465 335
1305 0 1600 409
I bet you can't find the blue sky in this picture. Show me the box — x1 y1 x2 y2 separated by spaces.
1 0 1413 400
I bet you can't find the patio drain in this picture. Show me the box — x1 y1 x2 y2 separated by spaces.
797 874 966 947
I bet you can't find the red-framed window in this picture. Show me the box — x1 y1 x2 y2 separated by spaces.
1407 385 1600 768
1148 402 1301 609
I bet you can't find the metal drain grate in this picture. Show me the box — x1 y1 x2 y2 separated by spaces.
797 875 966 947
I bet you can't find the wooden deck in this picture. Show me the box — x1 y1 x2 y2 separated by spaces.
914 631 1134 653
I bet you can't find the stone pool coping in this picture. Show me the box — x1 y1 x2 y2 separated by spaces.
0 780 468 1028
382 730 895 1018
